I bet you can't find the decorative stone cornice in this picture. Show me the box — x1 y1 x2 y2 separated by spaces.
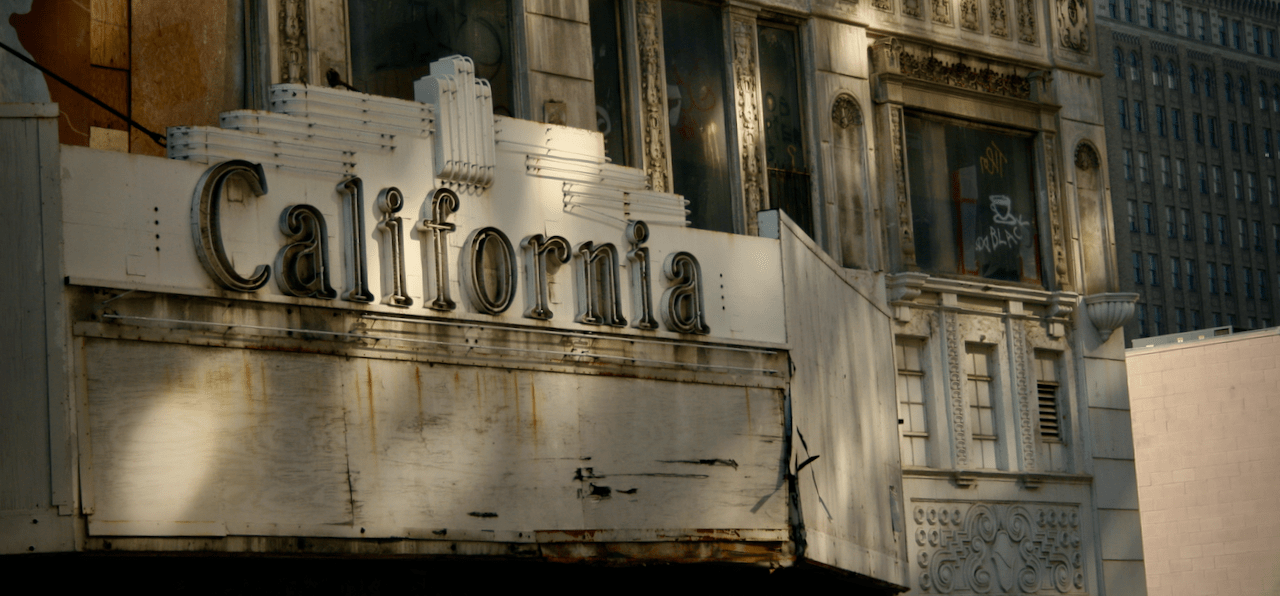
895 46 1032 100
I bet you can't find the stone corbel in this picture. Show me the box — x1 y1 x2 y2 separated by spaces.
1026 70 1053 103
1083 292 1139 342
887 272 929 321
1047 291 1078 338
1021 473 1050 490
952 471 977 488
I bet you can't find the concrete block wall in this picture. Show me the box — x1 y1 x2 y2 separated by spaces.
1127 330 1280 595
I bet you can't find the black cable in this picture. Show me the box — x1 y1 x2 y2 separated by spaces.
0 39 166 147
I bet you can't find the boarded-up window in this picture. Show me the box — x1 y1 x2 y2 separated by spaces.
1035 350 1067 472
895 338 928 467
905 114 1041 285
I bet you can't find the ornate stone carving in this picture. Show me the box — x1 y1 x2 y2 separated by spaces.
898 50 1032 100
637 0 671 193
874 0 895 12
944 312 968 468
904 0 923 19
1044 134 1070 290
1073 142 1099 170
913 501 1086 594
960 0 980 31
932 0 954 25
278 0 309 84
1017 0 1038 44
1013 323 1036 472
890 107 916 265
990 0 1010 38
732 16 765 236
832 94 862 129
1058 0 1089 52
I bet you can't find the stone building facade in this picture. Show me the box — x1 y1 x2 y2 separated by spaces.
3 0 1146 593
1098 0 1280 343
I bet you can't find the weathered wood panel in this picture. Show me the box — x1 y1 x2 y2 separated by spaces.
84 337 788 539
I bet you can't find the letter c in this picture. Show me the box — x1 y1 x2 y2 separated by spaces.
191 160 271 291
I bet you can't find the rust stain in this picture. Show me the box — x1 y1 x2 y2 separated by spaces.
744 387 752 430
243 354 254 411
529 375 539 436
414 365 424 423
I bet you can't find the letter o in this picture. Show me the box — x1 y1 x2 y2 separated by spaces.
463 227 517 314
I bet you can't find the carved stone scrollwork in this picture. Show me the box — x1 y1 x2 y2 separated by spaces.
1074 142 1100 171
890 107 917 266
1013 324 1037 472
874 0 895 12
904 0 923 19
1044 134 1070 291
932 0 954 25
898 50 1032 100
832 94 862 129
1058 0 1090 52
1017 0 1038 44
731 16 765 236
991 0 1010 38
279 0 309 84
913 502 1086 594
944 312 968 468
960 0 980 31
636 0 671 193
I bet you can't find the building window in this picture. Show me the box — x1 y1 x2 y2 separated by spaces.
1209 117 1218 147
1165 205 1175 236
1156 105 1166 137
1124 0 1133 22
1139 152 1150 182
1213 165 1223 194
757 21 813 237
1275 224 1280 253
1255 25 1264 54
1198 162 1207 193
1119 99 1128 129
1192 310 1202 329
347 0 515 113
1229 121 1239 151
1143 202 1154 233
1244 124 1252 154
905 114 1042 285
1160 1 1170 31
1128 200 1138 231
1246 267 1254 298
1138 304 1148 335
896 338 929 467
1114 47 1124 77
1133 252 1143 283
1176 158 1187 189
1208 262 1218 293
1193 112 1203 143
1034 351 1066 471
1151 56 1162 86
1275 84 1280 111
1176 307 1186 332
1206 69 1214 98
1160 156 1171 186
1265 128 1273 158
1270 176 1278 206
1218 215 1227 244
1108 0 1117 19
1233 20 1242 49
1124 149 1134 179
1240 76 1249 106
1135 101 1145 132
591 0 632 166
1269 30 1277 57
1219 17 1228 46
1170 257 1181 288
1172 108 1182 139
1203 212 1212 242
964 345 1000 470
1197 11 1207 40
1145 1 1154 28
1254 220 1263 250
1226 74 1234 103
1148 253 1160 285
1167 61 1178 89
1249 173 1258 203
1212 312 1222 327
1180 208 1191 239
1223 265 1233 295
1154 306 1164 335
1262 82 1270 111
1234 170 1243 200
1260 270 1268 300
1186 258 1196 290
1189 66 1199 94
1239 218 1247 247
664 0 733 233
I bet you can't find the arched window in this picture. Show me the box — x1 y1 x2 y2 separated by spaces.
1114 48 1124 78
1152 56 1162 86
1240 76 1248 106
1130 52 1140 81
1168 61 1178 89
1189 66 1198 94
1205 69 1214 98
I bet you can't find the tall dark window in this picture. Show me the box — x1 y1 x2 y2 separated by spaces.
590 0 631 166
905 114 1041 284
757 22 813 238
1189 66 1198 94
1172 108 1182 139
1119 99 1128 129
1135 101 1145 132
663 0 732 233
1124 0 1132 22
1206 69 1214 98
348 0 514 114
1156 105 1166 137
1193 113 1203 143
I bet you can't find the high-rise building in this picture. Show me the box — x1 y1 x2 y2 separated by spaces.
1099 0 1280 344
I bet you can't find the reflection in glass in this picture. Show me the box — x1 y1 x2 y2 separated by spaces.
663 0 732 233
906 114 1041 284
348 0 513 116
590 0 631 165
757 23 812 238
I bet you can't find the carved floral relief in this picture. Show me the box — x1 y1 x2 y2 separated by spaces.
1018 0 1038 44
933 0 954 25
890 107 917 266
898 50 1032 100
913 501 1087 594
960 0 980 31
944 312 968 467
732 16 765 236
990 0 1010 37
1044 134 1070 289
279 0 309 84
1058 0 1090 52
905 0 924 19
636 1 670 193
874 0 896 12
